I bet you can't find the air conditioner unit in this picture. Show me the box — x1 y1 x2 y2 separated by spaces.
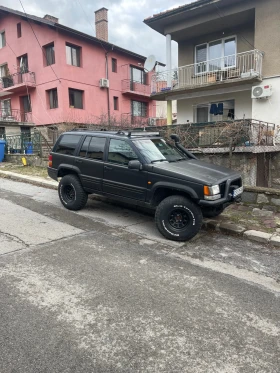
252 84 272 99
99 78 109 88
148 117 157 126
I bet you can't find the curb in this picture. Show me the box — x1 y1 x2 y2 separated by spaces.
1 170 280 248
0 170 58 190
203 219 280 247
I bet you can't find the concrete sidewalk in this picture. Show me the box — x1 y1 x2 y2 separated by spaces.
0 168 279 248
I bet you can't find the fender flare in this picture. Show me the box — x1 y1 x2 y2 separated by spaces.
150 182 199 203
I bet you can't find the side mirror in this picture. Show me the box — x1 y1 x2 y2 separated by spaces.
128 160 142 170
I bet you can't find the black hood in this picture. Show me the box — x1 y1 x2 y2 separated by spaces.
152 159 240 185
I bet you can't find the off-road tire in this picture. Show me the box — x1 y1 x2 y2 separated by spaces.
155 195 203 241
202 206 224 218
58 174 88 211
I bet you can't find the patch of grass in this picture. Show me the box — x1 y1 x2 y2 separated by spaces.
0 164 48 178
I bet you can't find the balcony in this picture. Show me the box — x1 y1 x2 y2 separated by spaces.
151 50 263 99
0 109 32 123
121 79 151 98
0 72 36 96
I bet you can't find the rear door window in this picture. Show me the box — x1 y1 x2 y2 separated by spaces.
79 136 106 160
55 134 82 155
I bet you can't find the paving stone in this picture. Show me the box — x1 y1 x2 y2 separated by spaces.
219 222 246 235
252 208 274 217
270 235 280 247
244 230 272 243
257 194 269 204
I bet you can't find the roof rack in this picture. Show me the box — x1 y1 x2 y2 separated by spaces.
127 131 160 137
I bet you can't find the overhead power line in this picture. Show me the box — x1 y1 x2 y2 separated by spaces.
74 0 108 52
213 3 256 50
18 0 61 83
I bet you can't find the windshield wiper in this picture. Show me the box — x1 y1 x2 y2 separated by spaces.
151 159 168 163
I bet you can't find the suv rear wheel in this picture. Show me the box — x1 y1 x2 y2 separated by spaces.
155 195 203 241
58 174 88 211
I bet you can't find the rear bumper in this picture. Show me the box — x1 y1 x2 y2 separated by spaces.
47 167 57 181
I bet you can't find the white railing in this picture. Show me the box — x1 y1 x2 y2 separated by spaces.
151 50 263 94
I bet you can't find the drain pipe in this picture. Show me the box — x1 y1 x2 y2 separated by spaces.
105 51 110 125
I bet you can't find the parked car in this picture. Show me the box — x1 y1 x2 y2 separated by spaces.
48 130 243 241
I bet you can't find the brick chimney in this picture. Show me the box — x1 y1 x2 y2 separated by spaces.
44 14 59 23
95 7 108 42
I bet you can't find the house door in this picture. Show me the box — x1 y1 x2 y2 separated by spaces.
1 99 11 116
196 107 208 123
20 95 31 122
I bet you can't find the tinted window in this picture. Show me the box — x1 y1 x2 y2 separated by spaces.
79 136 106 160
87 137 106 160
79 136 91 157
55 134 81 155
108 139 138 165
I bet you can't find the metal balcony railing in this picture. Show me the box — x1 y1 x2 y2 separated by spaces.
151 50 263 94
0 109 32 122
122 79 151 96
0 71 36 89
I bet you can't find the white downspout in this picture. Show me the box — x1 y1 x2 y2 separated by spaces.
166 34 172 125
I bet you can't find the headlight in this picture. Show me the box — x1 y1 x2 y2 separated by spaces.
204 184 221 200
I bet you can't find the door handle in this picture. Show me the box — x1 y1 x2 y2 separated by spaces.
104 165 113 170
75 159 83 163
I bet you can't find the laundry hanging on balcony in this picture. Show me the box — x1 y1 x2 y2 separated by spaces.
209 103 223 116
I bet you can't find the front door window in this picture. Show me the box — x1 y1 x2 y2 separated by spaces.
108 139 138 166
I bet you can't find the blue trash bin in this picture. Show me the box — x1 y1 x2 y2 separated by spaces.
0 139 6 162
25 142 33 154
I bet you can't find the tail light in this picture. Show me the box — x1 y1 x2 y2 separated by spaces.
48 154 53 168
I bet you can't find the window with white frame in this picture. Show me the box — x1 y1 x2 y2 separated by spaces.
0 31 6 48
66 43 81 67
195 37 236 73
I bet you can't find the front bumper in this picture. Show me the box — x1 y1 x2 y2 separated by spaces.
198 179 243 207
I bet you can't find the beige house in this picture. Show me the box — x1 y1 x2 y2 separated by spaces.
144 0 280 127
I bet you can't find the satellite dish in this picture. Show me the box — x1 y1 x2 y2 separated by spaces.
144 55 156 72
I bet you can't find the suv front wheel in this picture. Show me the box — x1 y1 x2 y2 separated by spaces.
58 174 88 211
155 195 203 241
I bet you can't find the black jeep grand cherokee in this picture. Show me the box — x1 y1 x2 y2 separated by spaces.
48 130 243 242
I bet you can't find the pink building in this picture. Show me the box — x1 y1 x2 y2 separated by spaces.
0 6 157 133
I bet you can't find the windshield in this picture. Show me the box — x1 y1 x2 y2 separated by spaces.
133 138 186 163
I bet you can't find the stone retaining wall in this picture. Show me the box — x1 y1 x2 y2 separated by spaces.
242 186 280 212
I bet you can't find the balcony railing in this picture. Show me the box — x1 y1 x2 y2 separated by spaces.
0 109 32 123
0 71 36 90
122 79 151 96
151 50 263 94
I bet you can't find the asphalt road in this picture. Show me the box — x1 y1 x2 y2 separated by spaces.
0 179 279 373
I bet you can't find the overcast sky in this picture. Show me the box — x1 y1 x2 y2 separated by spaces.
4 0 193 68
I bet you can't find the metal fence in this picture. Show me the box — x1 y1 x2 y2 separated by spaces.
3 132 42 156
